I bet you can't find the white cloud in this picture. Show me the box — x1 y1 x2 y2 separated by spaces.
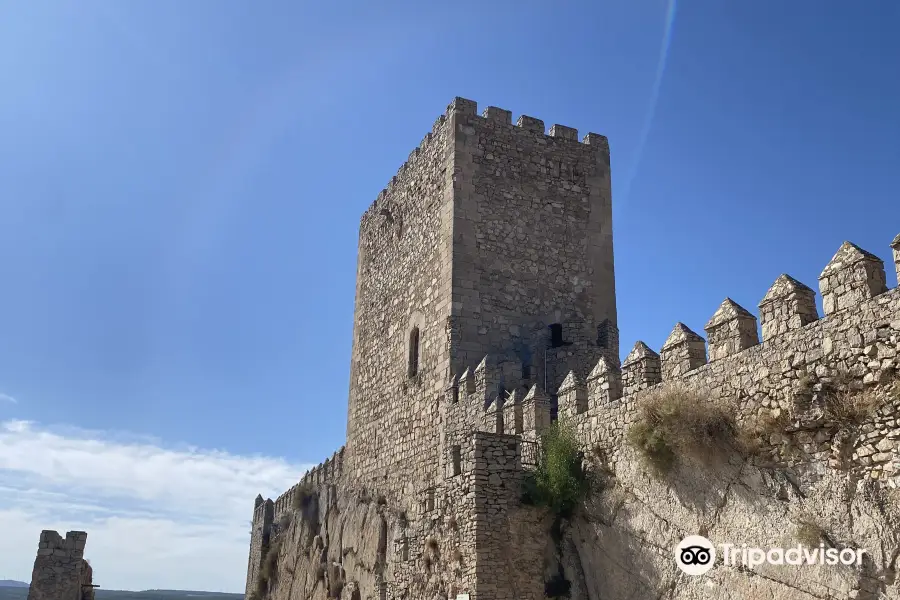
0 420 314 592
0 394 17 404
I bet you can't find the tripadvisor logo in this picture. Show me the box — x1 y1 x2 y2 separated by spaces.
675 535 716 575
675 535 867 575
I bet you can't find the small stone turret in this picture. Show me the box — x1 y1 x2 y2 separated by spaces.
705 298 759 361
659 323 707 379
586 355 623 409
758 274 818 341
819 241 887 315
558 371 588 419
622 342 661 395
521 385 552 442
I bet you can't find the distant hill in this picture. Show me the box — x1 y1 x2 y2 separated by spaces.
0 588 243 600
0 583 27 589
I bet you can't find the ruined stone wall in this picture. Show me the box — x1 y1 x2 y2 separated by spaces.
448 99 619 397
27 530 92 600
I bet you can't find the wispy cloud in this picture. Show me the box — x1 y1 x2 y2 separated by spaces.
0 394 17 404
0 420 313 592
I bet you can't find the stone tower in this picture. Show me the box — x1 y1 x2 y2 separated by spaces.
345 97 618 495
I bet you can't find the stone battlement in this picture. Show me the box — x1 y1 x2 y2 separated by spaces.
442 235 900 481
270 446 345 519
360 96 609 224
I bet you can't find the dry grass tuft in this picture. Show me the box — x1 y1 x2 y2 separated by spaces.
627 385 737 473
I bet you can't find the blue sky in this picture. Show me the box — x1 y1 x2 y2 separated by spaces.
0 0 898 592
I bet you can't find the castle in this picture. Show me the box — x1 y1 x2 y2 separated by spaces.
246 97 900 600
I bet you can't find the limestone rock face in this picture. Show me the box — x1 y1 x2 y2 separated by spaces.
562 449 900 599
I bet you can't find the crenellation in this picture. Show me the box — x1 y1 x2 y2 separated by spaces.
515 114 544 132
891 233 900 284
549 124 578 140
705 298 759 361
447 96 477 116
621 341 661 395
473 356 500 408
557 370 588 419
819 241 887 316
482 106 512 124
758 274 819 341
520 385 552 442
502 389 523 435
660 323 707 379
586 355 623 410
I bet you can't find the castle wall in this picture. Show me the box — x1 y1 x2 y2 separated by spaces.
27 530 92 600
344 105 456 496
544 237 900 487
245 497 274 598
448 99 618 396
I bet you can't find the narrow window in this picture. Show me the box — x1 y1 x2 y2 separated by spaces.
549 323 563 348
408 327 420 378
497 412 504 434
522 363 531 380
451 386 459 404
451 445 461 476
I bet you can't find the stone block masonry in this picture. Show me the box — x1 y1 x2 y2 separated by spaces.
28 530 94 600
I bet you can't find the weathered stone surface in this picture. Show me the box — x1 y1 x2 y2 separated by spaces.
705 298 759 361
759 274 819 341
660 322 707 379
819 241 887 315
27 530 93 600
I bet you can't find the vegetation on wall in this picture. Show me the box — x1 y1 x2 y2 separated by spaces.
521 421 590 518
627 385 737 474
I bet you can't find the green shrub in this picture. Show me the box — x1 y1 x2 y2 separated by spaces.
521 421 589 517
627 385 736 474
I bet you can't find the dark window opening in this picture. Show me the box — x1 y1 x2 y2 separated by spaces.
522 363 531 380
549 323 564 348
408 327 420 378
550 394 559 422
451 446 461 476
497 412 504 434
451 386 459 404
